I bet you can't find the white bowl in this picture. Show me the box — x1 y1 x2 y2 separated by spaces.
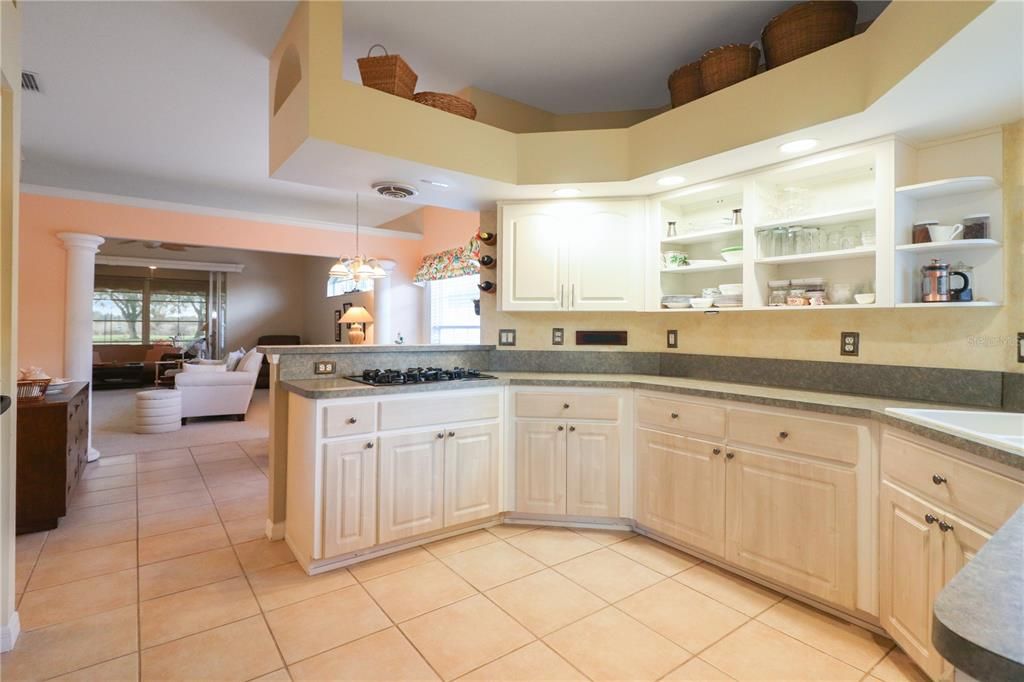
854 293 876 305
690 297 714 309
718 283 743 296
720 249 744 263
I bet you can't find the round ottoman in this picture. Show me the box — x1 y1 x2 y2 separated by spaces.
135 389 182 434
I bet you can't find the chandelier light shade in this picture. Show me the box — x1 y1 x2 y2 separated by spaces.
330 194 390 283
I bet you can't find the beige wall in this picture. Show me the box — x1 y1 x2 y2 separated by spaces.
300 255 375 345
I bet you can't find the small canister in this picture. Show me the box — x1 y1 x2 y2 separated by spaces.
768 280 790 307
962 214 990 240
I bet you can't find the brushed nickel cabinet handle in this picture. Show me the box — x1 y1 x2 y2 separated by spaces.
779 431 789 439
563 403 570 409
569 425 576 432
932 474 947 485
437 432 445 439
670 412 679 419
347 417 358 424
725 452 735 460
557 425 565 431
448 431 456 438
925 513 938 525
938 520 954 533
365 442 374 449
712 448 722 455
560 284 565 308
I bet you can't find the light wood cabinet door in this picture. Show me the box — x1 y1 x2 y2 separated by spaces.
879 480 947 681
566 423 620 518
635 429 726 556
568 202 643 311
321 439 377 558
500 204 568 311
725 448 858 608
444 422 500 527
378 429 445 544
515 420 566 515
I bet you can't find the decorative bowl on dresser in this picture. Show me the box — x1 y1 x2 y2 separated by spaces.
16 381 89 534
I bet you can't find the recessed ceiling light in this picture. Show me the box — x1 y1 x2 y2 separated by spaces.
657 175 686 187
779 139 819 154
553 188 581 197
420 179 450 189
148 265 157 270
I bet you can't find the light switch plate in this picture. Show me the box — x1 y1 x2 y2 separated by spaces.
314 360 336 375
1018 333 1024 363
498 329 517 346
552 328 564 345
667 330 678 349
841 332 860 357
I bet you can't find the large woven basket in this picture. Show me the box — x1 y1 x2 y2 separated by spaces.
16 378 50 402
668 61 703 108
762 1 858 69
699 44 761 94
357 44 418 99
413 92 477 120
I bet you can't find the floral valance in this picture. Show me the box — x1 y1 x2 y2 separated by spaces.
413 236 482 283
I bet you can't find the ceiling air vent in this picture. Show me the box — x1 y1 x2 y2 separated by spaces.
371 182 418 199
21 71 41 93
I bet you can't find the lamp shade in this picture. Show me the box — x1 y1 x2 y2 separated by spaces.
340 305 374 324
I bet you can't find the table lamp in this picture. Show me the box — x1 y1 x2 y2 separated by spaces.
341 306 373 344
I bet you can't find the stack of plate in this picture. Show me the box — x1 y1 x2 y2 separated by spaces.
712 294 743 308
661 294 698 309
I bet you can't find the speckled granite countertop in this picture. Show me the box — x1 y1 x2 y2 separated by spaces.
258 344 494 355
280 372 1023 470
933 505 1024 681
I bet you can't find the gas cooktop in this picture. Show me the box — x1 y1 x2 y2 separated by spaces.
346 367 497 386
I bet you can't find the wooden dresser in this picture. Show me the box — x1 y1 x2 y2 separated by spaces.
16 382 89 534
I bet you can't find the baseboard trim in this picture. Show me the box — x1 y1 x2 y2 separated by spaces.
1 611 21 652
265 519 285 541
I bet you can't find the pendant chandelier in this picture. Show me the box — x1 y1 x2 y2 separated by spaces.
329 193 387 282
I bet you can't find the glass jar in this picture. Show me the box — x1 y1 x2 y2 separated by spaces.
840 224 861 250
785 226 802 256
768 280 790 307
799 226 820 254
757 230 773 258
771 227 788 257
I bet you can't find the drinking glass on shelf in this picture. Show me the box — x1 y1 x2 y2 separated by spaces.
840 224 861 250
785 226 802 256
860 229 876 247
757 230 773 258
826 227 842 251
799 226 821 254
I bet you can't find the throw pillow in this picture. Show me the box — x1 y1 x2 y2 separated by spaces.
181 362 227 373
226 349 245 372
236 348 261 374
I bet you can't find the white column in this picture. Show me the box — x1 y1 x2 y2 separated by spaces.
372 259 398 345
58 233 104 462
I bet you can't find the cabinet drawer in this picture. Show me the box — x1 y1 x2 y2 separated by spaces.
727 407 861 465
323 402 376 439
881 431 1024 531
636 395 725 438
380 392 499 431
515 392 619 421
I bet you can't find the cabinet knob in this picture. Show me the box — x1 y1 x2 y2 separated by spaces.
448 431 456 438
365 442 374 449
563 403 570 409
437 432 445 439
347 417 358 424
725 452 735 460
712 448 722 455
924 513 938 525
932 474 947 486
569 425 576 432
670 412 679 419
779 431 789 439
938 520 954 533
557 425 565 431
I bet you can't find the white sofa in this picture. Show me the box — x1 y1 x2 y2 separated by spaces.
175 350 264 422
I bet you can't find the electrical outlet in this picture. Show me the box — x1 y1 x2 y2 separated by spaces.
552 328 564 345
1018 333 1024 363
498 329 517 347
667 330 678 349
314 360 336 375
841 332 860 357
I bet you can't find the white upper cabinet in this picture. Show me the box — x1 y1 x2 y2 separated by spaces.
500 199 645 311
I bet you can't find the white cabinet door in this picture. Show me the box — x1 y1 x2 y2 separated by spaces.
515 420 567 515
566 422 619 517
635 429 726 556
568 201 644 311
321 439 377 558
725 447 858 609
378 429 445 544
500 204 568 311
444 422 500 527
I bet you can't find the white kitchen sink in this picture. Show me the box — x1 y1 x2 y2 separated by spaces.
886 408 1024 456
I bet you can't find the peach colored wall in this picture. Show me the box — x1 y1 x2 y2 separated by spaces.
419 206 480 255
17 193 457 375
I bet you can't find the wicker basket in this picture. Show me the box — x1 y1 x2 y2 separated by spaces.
17 378 50 402
357 44 418 99
412 92 477 120
762 1 858 69
668 62 703 108
699 44 761 94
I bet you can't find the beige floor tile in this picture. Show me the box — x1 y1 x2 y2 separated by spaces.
15 530 48 556
673 564 782 617
460 640 586 681
19 568 137 631
401 594 534 681
192 447 249 464
364 560 476 622
506 527 602 565
137 447 192 462
48 653 140 682
215 494 266 521
870 648 930 682
251 455 270 471
290 627 438 681
138 523 228 565
136 453 195 472
252 669 292 682
83 462 136 479
138 504 220 539
137 475 207 499
265 583 391 664
617 579 747 653
485 524 538 539
28 540 137 590
544 606 689 681
249 561 356 611
77 473 138 493
199 458 260 477
757 599 893 671
224 514 267 544
702 620 861 681
610 536 700 576
485 568 606 637
137 488 213 516
140 576 260 647
136 464 200 485
190 441 244 458
140 615 282 681
570 527 636 546
96 453 137 467
207 479 268 503
662 657 735 681
235 538 295 574
14 557 35 596
0 605 138 680
57 500 137 529
349 546 435 582
441 541 544 592
425 529 500 558
139 546 241 600
41 518 137 557
554 548 663 602
238 438 269 456
71 486 137 509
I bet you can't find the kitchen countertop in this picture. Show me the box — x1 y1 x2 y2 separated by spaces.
257 344 494 355
933 505 1024 681
279 371 1023 470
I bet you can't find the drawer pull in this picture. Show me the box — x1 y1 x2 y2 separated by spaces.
932 474 947 486
924 513 938 525
938 520 954 533
779 431 789 439
725 452 735 460
365 441 374 449
712 448 721 455
437 432 445 439
568 425 576 432
557 425 565 431
347 417 358 424
670 412 679 419
562 403 570 409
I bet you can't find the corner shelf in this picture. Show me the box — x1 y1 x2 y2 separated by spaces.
661 262 742 274
895 176 999 200
754 205 874 231
754 246 876 265
661 226 742 245
895 239 1001 254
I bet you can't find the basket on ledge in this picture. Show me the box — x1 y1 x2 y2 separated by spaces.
761 1 859 69
699 44 761 94
357 44 418 99
668 61 703 108
412 91 478 120
17 378 51 402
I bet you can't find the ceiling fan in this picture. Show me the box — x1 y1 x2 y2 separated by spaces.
117 240 191 252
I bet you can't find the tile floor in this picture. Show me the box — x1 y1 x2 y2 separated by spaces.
2 439 931 682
